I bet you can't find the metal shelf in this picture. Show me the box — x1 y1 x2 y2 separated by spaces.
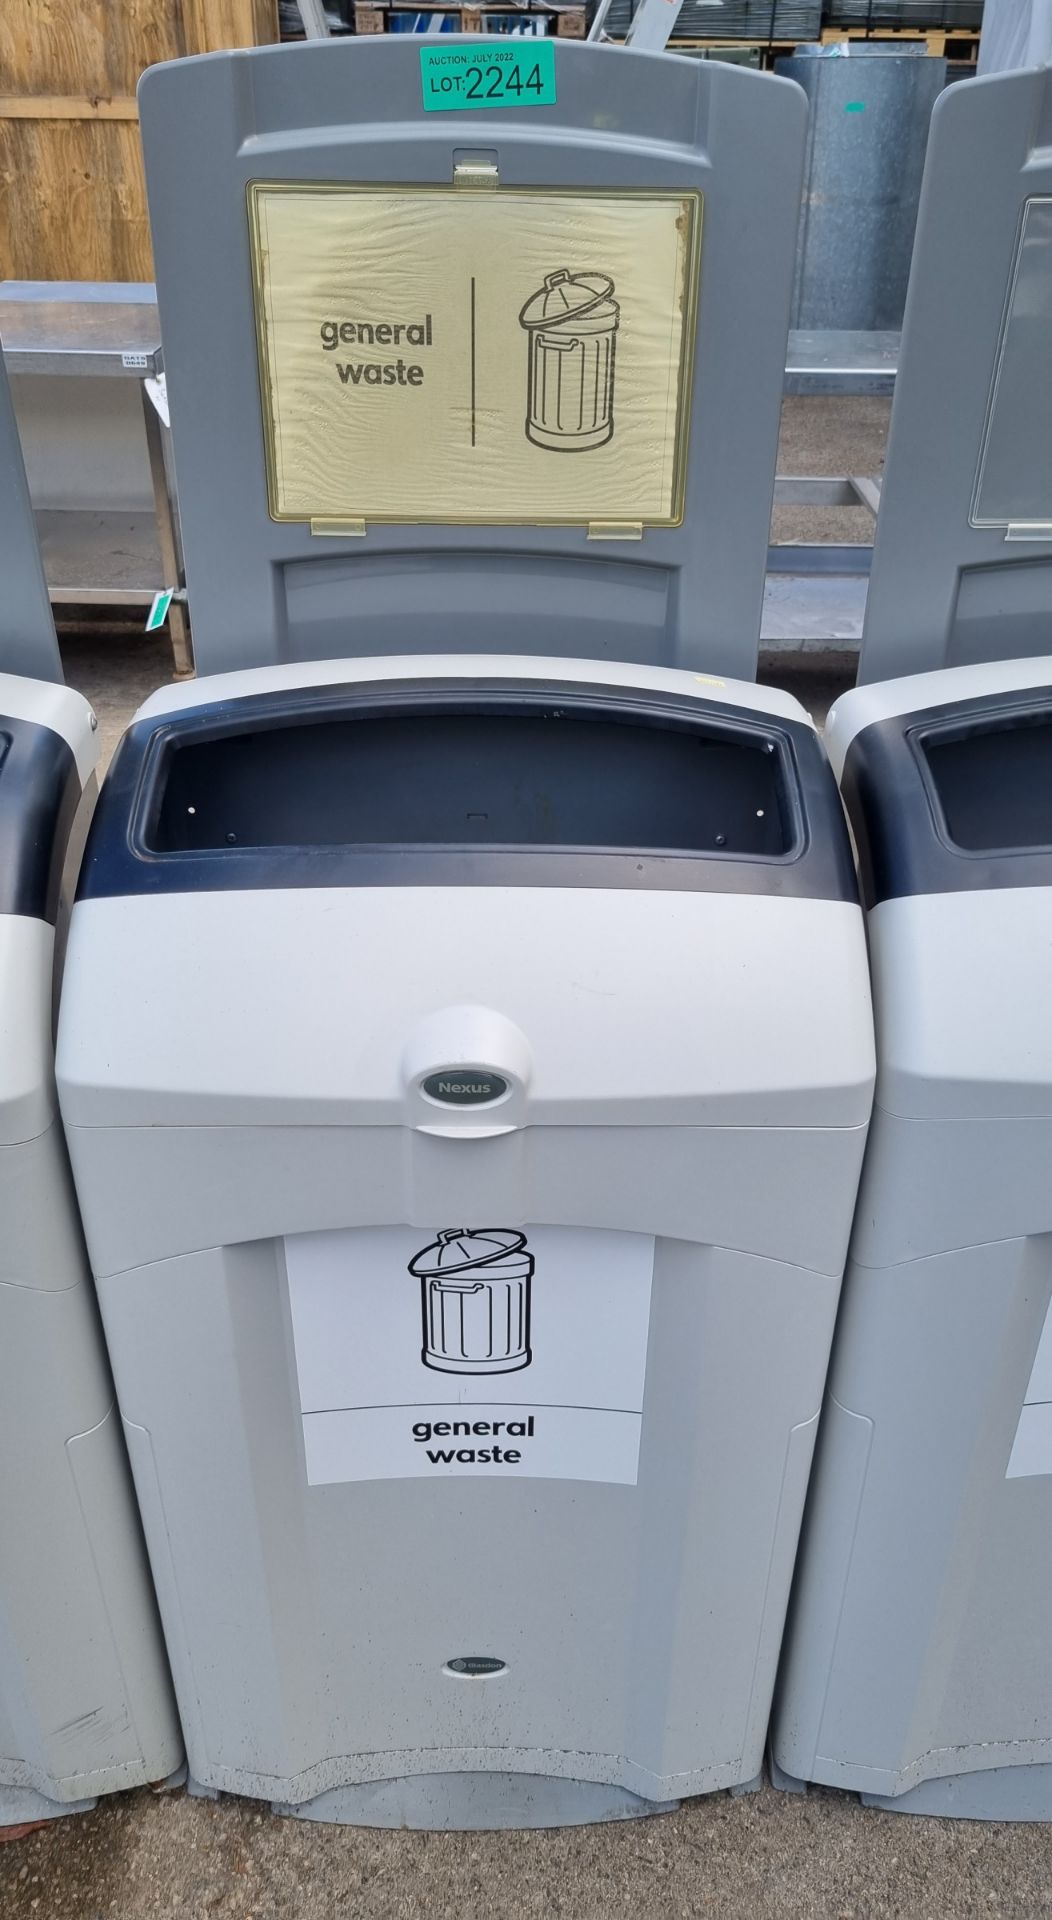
761 572 867 648
0 282 162 377
34 509 169 605
785 329 900 396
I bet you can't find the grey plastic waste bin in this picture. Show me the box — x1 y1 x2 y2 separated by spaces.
57 652 874 1830
773 657 1052 1822
0 671 182 1824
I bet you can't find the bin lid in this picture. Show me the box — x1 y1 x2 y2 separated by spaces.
1 671 97 1147
826 658 1052 908
827 656 1052 1126
0 672 98 792
409 1228 528 1278
518 271 619 332
0 673 95 933
824 658 1052 784
57 658 875 1146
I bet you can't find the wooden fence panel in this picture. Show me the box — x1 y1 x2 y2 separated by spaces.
0 1 278 281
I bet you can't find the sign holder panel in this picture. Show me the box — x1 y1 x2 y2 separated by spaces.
249 183 701 530
860 68 1052 684
139 38 806 678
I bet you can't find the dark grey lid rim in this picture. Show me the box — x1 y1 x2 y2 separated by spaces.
840 684 1052 908
0 713 81 925
76 675 859 907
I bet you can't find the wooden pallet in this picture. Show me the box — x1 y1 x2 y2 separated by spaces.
605 28 977 63
657 39 798 54
820 23 981 57
355 1 586 31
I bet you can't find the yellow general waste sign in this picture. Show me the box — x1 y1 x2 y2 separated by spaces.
248 183 702 527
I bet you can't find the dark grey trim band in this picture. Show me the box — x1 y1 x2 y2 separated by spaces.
0 713 81 924
840 684 1052 908
78 677 858 905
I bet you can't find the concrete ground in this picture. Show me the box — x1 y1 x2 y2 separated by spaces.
6 1780 1052 1920
10 397 1052 1918
772 393 890 550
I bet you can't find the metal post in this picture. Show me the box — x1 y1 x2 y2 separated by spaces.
140 381 194 678
586 0 617 38
622 0 684 55
297 0 333 36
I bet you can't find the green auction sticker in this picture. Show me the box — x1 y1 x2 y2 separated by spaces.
420 40 556 113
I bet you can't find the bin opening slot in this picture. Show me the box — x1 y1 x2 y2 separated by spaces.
920 708 1052 854
145 705 795 859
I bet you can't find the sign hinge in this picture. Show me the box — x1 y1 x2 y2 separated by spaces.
587 521 644 542
310 517 367 538
453 160 500 190
1006 522 1052 543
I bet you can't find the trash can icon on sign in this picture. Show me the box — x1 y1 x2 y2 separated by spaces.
410 1228 533 1375
519 270 620 452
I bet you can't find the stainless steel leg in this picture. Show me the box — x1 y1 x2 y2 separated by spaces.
141 380 193 678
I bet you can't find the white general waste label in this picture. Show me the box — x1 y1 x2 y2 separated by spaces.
285 1225 654 1486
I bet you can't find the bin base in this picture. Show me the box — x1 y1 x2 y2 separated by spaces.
272 1772 680 1830
766 1749 808 1795
862 1764 1052 1824
0 1785 96 1825
767 1752 1052 1822
728 1770 763 1798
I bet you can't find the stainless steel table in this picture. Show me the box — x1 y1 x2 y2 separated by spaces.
0 282 191 677
1 291 899 665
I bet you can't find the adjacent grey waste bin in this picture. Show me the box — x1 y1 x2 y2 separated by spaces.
0 671 181 1824
858 65 1052 684
773 658 1052 1821
57 652 874 1829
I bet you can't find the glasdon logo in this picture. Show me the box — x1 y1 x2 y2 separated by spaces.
422 1070 508 1106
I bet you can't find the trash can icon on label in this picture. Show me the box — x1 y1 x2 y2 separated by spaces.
410 1228 534 1375
519 270 619 452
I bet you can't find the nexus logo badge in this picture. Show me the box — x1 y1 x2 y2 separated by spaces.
422 1070 508 1106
